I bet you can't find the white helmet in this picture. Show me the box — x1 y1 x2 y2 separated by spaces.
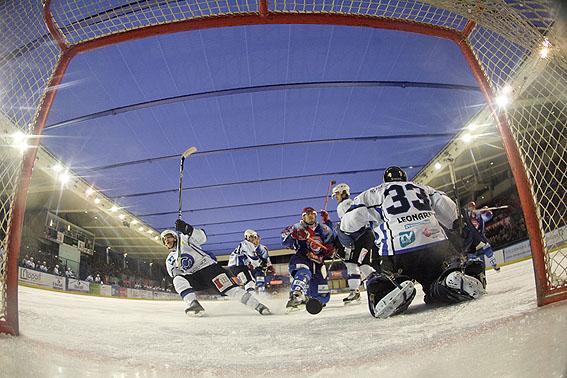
244 229 258 240
332 183 350 196
160 230 177 245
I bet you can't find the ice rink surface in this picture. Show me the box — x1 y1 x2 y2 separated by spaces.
1 259 566 378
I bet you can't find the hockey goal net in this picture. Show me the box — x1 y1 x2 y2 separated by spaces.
0 0 565 335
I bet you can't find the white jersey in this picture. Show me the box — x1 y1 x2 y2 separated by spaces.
228 239 262 268
165 229 215 277
337 198 354 219
340 181 457 255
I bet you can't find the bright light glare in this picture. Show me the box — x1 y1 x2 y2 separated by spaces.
131 220 138 225
59 170 70 184
502 85 512 95
462 133 474 143
138 227 144 232
52 163 63 173
85 187 94 196
434 162 442 170
540 39 551 59
94 198 101 204
467 123 477 130
495 93 510 108
11 131 29 152
118 214 125 220
110 206 118 212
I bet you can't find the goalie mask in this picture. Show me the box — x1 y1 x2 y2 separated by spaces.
160 229 177 248
383 166 407 182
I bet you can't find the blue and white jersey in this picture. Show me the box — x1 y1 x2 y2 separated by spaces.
256 244 272 267
228 239 262 268
165 229 216 277
341 182 457 256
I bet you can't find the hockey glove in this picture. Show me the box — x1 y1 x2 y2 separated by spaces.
175 219 194 236
291 227 309 241
320 209 330 224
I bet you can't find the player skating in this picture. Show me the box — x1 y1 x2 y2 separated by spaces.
461 201 501 286
340 166 485 319
227 229 274 293
251 233 276 293
163 219 271 316
281 207 335 313
332 183 379 305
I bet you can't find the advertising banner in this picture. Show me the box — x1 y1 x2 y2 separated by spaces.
90 283 101 295
67 279 90 293
19 268 66 290
100 284 112 297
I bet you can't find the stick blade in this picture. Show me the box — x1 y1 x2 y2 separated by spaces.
182 146 198 159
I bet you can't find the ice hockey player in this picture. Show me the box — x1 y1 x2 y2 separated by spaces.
332 183 379 305
340 166 485 319
282 207 335 311
462 201 500 285
163 219 271 316
252 234 276 293
227 229 263 292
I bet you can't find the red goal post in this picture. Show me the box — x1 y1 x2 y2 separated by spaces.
0 0 565 335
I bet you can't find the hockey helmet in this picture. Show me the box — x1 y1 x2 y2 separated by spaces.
383 166 407 182
160 229 177 246
332 183 350 196
244 229 258 240
301 207 317 216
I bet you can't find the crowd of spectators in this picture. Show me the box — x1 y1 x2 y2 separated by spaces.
17 246 171 292
480 192 529 249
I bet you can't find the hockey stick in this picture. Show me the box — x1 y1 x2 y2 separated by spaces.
177 146 198 265
447 158 464 234
479 205 509 212
323 180 336 211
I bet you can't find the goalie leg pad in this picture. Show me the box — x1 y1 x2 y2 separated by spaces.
366 273 416 318
428 271 486 304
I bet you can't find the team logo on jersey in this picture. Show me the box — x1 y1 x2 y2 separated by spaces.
422 227 441 237
399 231 416 248
308 235 324 252
179 253 195 270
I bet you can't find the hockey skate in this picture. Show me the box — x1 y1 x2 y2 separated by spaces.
285 290 306 313
255 303 272 315
185 300 205 316
343 290 361 305
444 271 486 299
373 280 415 319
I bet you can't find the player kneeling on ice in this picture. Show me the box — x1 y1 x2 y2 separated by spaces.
340 166 486 319
163 219 271 316
282 207 335 313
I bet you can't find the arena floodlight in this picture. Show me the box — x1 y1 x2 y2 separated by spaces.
462 133 474 143
540 39 551 59
11 131 28 153
94 198 101 204
434 162 442 170
85 187 94 196
59 170 70 184
110 206 118 212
